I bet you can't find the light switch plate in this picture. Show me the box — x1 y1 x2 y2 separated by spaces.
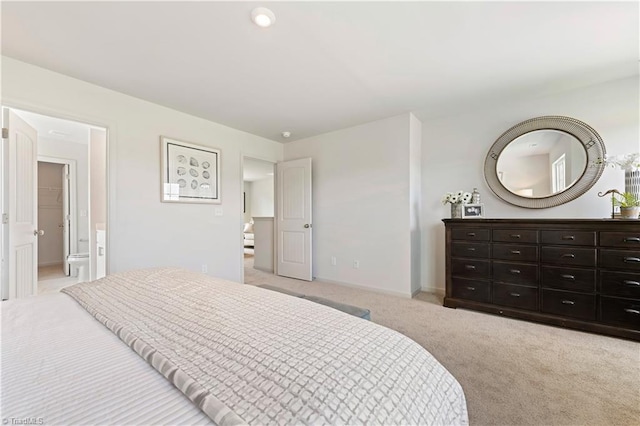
215 207 223 216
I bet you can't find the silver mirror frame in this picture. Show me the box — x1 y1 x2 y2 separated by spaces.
484 116 606 209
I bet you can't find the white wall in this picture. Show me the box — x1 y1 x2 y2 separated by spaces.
421 76 640 293
250 177 274 217
243 181 253 223
284 113 414 297
3 57 283 282
38 136 89 253
409 114 422 295
89 128 107 279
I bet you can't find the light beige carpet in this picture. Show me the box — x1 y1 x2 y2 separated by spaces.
244 261 640 426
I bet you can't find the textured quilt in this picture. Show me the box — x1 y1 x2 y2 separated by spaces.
62 268 468 425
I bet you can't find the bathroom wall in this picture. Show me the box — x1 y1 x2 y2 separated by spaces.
89 128 107 279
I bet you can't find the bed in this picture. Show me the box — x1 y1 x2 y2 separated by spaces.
1 268 468 425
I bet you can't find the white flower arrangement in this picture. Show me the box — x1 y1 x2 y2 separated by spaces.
593 152 640 172
442 190 473 205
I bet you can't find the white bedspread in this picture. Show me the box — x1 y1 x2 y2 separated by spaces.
1 292 212 425
61 268 468 425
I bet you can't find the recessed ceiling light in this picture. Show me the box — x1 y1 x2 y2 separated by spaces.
281 131 291 138
251 7 276 28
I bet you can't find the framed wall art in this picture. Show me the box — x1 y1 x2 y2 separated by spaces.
461 204 484 219
161 136 221 204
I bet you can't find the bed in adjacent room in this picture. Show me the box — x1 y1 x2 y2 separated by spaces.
1 268 468 425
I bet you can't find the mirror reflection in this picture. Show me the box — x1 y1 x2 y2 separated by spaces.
496 130 587 198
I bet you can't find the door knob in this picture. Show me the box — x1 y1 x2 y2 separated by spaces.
33 229 45 236
304 224 312 228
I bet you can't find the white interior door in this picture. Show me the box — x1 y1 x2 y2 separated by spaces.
276 157 312 281
62 163 70 276
4 108 38 298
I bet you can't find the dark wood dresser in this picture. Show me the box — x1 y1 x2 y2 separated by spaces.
443 219 640 340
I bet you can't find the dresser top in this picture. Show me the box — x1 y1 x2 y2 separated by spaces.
442 218 640 229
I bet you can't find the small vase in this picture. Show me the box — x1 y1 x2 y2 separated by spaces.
451 203 462 219
625 169 640 202
620 206 640 220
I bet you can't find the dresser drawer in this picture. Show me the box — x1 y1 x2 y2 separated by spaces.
451 278 490 303
493 244 538 262
600 232 640 248
599 249 640 272
451 258 490 279
493 283 538 311
600 271 640 298
493 229 538 244
541 289 596 321
541 266 596 293
492 261 538 286
451 242 489 259
451 228 490 242
541 247 596 267
541 230 596 246
600 296 640 329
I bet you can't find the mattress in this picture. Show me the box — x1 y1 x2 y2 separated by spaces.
1 292 212 425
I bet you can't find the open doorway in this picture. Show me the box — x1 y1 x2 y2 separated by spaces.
1 108 108 298
37 160 72 281
242 157 275 283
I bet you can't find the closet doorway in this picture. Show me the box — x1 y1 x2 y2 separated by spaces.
241 157 275 283
37 158 77 280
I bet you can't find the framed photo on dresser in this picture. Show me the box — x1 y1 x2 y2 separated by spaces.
461 204 484 218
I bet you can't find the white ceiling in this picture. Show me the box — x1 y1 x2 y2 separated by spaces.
2 2 638 143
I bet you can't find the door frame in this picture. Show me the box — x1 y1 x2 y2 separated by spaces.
0 102 113 299
239 154 277 284
37 156 78 275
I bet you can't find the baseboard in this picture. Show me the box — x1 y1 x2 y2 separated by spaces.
314 276 413 298
38 261 63 267
421 286 445 298
253 266 273 273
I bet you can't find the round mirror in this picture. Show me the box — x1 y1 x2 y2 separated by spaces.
485 116 606 208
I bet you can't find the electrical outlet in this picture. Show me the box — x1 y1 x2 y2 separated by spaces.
201 264 208 273
331 256 337 266
353 260 359 269
215 208 223 216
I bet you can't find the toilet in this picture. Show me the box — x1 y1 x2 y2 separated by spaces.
68 253 90 283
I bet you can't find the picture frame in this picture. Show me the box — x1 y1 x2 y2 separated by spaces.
461 203 484 219
160 136 221 204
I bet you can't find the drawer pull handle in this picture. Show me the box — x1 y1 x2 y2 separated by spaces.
510 250 521 255
560 274 575 280
466 286 476 291
561 300 575 305
467 232 476 237
622 280 640 287
509 292 521 297
510 234 521 239
465 265 476 270
623 257 640 263
624 309 640 315
509 269 521 274
467 247 476 251
623 237 640 243
562 235 575 240
561 253 575 259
